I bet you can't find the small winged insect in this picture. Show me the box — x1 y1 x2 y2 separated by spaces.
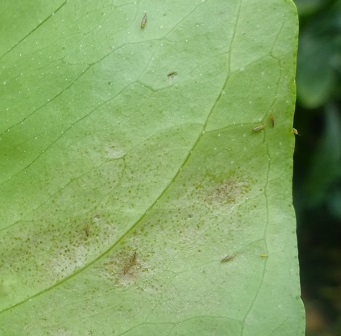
259 253 268 258
84 224 89 237
252 124 265 132
221 255 236 263
269 114 274 128
167 71 178 80
123 251 137 274
292 128 300 136
141 13 147 29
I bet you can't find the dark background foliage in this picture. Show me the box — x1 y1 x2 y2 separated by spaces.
294 0 341 334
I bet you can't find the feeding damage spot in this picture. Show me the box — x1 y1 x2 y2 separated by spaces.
38 213 117 280
103 246 150 287
105 144 125 159
205 177 249 206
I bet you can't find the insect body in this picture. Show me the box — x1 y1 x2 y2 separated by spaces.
123 251 137 274
167 71 178 79
221 255 236 263
292 128 300 136
141 13 147 29
270 114 274 128
84 224 89 237
252 124 265 132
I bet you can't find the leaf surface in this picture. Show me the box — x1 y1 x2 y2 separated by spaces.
0 0 305 334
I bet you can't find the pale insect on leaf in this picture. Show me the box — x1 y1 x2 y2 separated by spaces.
141 13 147 29
252 124 265 132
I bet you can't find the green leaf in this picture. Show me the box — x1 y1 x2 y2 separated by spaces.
0 0 304 334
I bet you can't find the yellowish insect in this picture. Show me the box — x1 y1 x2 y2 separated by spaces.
252 124 265 132
292 128 300 136
131 251 137 264
270 114 274 128
221 255 236 263
84 224 89 237
259 253 268 258
108 264 113 273
141 13 147 29
123 251 137 274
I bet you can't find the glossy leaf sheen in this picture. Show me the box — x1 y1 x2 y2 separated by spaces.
0 0 305 334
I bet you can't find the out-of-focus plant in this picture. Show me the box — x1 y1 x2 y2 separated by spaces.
294 0 341 225
296 0 341 108
293 0 341 335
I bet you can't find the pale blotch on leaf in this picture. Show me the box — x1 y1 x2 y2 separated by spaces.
205 177 249 205
105 144 125 159
101 244 151 288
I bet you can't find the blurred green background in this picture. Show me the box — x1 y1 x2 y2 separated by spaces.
294 0 341 334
